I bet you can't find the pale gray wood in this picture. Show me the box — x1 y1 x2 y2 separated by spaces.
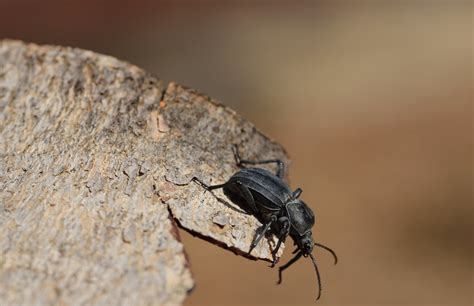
0 40 288 306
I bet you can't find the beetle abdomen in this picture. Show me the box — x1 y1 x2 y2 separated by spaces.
227 168 292 210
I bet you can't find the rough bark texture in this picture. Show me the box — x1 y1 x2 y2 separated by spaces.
0 40 288 305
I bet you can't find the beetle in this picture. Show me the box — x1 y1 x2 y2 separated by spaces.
193 145 338 300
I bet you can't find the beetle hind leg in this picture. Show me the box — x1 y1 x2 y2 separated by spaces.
232 145 286 178
191 177 226 191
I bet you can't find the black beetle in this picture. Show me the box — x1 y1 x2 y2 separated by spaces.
194 145 337 300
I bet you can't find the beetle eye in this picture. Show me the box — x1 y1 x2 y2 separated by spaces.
303 240 313 253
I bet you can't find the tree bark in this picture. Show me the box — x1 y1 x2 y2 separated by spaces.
0 40 288 306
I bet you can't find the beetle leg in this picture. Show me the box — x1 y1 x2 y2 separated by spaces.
239 158 285 179
292 188 302 199
190 177 220 190
191 177 227 191
271 217 290 267
277 251 303 285
249 215 277 254
232 145 285 178
234 181 258 213
207 183 227 190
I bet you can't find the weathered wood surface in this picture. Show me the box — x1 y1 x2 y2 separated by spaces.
0 40 288 305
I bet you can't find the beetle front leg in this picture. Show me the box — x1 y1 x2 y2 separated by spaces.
249 215 277 254
270 217 290 267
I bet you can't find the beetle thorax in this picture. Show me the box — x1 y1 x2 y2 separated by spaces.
285 199 315 236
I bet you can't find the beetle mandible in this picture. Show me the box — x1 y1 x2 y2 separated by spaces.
194 145 338 300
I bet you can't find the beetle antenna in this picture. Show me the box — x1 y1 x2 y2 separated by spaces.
277 251 303 285
309 253 323 300
314 242 338 265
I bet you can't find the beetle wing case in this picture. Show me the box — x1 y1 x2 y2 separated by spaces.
229 168 292 210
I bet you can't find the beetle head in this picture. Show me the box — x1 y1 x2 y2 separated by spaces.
281 199 338 300
284 224 337 300
285 232 338 300
299 232 314 256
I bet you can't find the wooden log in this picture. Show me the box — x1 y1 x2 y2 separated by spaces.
0 40 288 305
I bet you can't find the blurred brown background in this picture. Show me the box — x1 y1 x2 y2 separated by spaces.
1 1 471 305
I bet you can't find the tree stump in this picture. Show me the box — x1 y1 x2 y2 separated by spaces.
0 40 288 305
